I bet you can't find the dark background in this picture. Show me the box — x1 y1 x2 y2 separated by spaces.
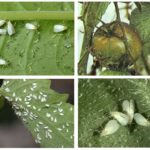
0 79 74 148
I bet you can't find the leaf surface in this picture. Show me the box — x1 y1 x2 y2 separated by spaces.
79 79 150 147
0 79 74 147
0 2 74 75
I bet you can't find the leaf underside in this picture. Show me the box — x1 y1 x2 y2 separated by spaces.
1 79 74 148
79 79 150 147
0 2 74 75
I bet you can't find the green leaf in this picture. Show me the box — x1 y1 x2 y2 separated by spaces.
0 2 74 75
79 79 150 147
130 5 150 43
0 79 74 147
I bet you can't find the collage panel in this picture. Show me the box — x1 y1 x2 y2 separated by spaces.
78 2 150 76
0 2 74 75
79 78 150 147
0 79 74 147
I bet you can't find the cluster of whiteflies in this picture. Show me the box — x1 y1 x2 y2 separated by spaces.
101 100 150 137
0 19 67 36
0 20 40 36
0 19 67 65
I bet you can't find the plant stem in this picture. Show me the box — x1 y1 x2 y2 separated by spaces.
0 11 74 20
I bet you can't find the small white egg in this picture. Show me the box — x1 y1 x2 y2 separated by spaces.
122 100 134 123
111 111 129 126
0 29 7 35
0 20 6 27
25 23 38 30
134 113 150 127
7 21 15 36
53 24 67 33
101 120 120 137
0 58 7 65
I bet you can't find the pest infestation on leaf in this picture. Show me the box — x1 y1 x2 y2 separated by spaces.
1 79 74 147
101 100 150 137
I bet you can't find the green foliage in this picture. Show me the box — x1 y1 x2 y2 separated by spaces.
0 2 74 75
0 79 74 147
79 79 150 147
131 4 150 43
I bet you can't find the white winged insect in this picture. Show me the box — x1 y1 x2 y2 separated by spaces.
0 58 8 65
111 111 129 126
7 21 15 35
0 20 6 27
0 29 7 35
134 113 150 127
101 119 120 137
53 24 67 33
25 23 38 30
122 100 134 124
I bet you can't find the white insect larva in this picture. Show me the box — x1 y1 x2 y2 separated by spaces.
0 58 7 65
53 24 67 33
134 113 150 127
0 29 7 35
122 100 134 123
7 21 15 35
101 120 120 137
0 20 6 27
111 111 129 126
25 23 38 30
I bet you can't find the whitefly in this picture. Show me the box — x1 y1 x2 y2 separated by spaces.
0 58 8 65
101 119 120 137
0 29 7 35
122 100 134 123
111 111 129 126
53 24 67 33
134 113 150 127
0 20 6 27
7 21 15 36
25 23 38 30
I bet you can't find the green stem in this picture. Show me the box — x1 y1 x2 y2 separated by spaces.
0 11 74 20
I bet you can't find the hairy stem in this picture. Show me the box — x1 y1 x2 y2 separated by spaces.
0 11 74 20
